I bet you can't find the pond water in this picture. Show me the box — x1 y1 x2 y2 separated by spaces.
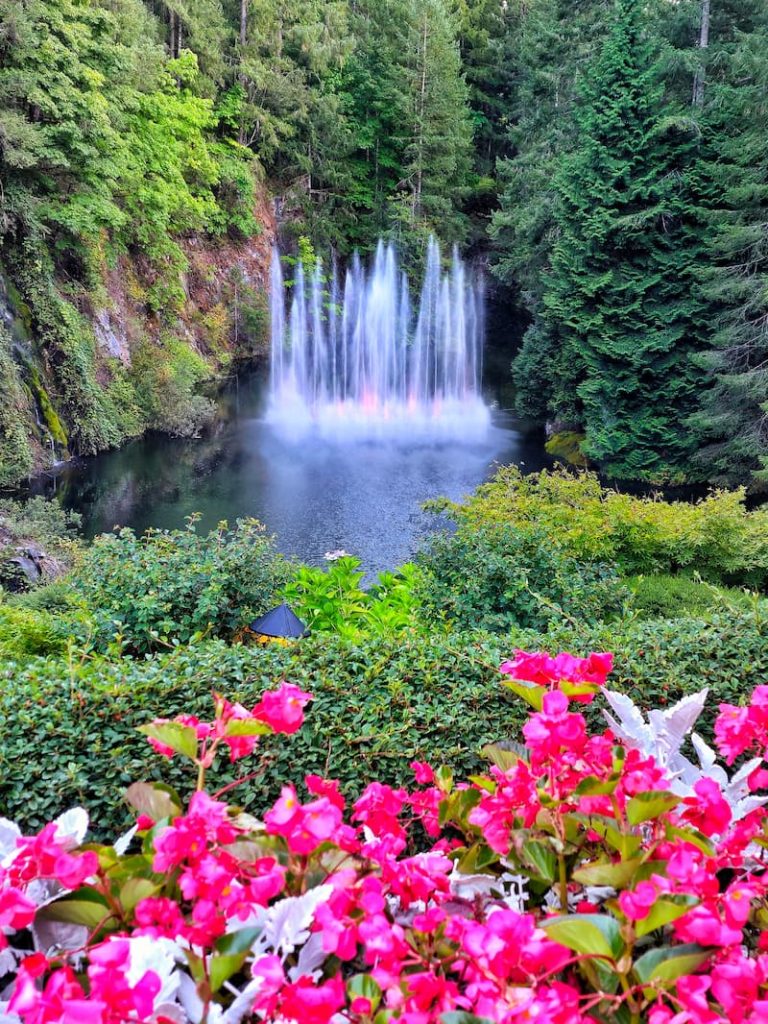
32 303 551 573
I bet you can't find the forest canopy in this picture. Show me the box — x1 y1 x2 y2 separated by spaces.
1 0 767 486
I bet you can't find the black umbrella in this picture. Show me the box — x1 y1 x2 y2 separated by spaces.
249 603 309 639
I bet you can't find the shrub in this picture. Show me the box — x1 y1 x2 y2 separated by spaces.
5 653 768 1023
416 522 628 631
0 631 516 837
283 557 422 637
440 465 768 586
70 517 291 654
626 573 756 618
4 605 768 836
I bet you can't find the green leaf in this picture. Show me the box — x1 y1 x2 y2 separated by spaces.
40 893 112 928
573 857 642 888
137 722 198 760
635 896 698 938
633 943 711 986
541 914 624 960
124 781 182 821
216 927 262 956
209 951 249 992
521 840 558 884
441 1015 495 1024
626 791 680 825
574 774 620 796
501 679 544 710
347 974 382 1012
224 719 271 738
482 743 523 772
119 878 160 913
665 824 715 856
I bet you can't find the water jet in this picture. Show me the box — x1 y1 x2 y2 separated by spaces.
267 238 490 442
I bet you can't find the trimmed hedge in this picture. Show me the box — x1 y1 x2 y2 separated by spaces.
3 605 768 839
0 632 515 838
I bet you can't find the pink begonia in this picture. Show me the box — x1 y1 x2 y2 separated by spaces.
7 823 97 890
681 776 733 836
13 654 768 1024
264 783 356 855
252 681 313 734
500 649 613 698
411 760 436 785
618 880 661 921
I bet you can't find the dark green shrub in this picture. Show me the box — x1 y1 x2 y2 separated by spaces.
416 523 628 631
0 631 516 838
70 517 291 654
5 605 767 838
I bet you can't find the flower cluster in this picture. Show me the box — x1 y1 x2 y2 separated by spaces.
3 655 768 1024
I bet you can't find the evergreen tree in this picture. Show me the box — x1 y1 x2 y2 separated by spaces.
540 0 701 481
400 0 473 247
688 12 768 486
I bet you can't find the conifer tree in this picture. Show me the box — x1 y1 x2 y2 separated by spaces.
540 0 701 481
688 13 768 486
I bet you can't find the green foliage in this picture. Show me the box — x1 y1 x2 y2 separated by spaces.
540 0 702 481
283 557 421 637
0 600 89 661
71 517 291 654
416 521 628 632
626 573 756 619
129 337 215 437
3 601 768 837
0 631 516 837
448 467 768 587
0 495 82 576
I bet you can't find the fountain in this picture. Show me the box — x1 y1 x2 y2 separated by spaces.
266 237 490 442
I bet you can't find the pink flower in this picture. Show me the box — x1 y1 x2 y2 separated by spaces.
618 880 658 921
681 777 732 837
411 761 435 785
253 682 312 735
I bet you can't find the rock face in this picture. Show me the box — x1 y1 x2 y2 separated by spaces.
0 190 276 487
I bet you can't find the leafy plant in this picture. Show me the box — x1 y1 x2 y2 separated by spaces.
71 517 291 654
416 520 628 631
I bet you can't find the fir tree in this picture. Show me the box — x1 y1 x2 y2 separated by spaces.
540 0 701 481
688 13 768 486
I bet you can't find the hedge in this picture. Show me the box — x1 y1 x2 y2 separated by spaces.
3 605 767 838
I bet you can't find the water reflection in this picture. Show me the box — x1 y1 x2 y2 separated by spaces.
35 370 551 573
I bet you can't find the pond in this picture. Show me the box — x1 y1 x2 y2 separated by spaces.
33 338 551 574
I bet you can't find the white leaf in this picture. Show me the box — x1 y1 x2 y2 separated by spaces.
602 691 654 752
53 808 89 847
33 919 89 957
254 886 333 959
0 820 21 863
114 824 138 856
125 936 182 1006
290 932 326 980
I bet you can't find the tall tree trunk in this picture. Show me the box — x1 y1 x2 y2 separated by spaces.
238 0 248 144
413 11 428 222
692 0 711 108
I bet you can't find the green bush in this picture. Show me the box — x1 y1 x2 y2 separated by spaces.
416 523 628 631
6 603 767 838
627 573 756 618
70 517 291 654
0 631 516 838
283 557 422 637
0 601 89 660
440 466 768 587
